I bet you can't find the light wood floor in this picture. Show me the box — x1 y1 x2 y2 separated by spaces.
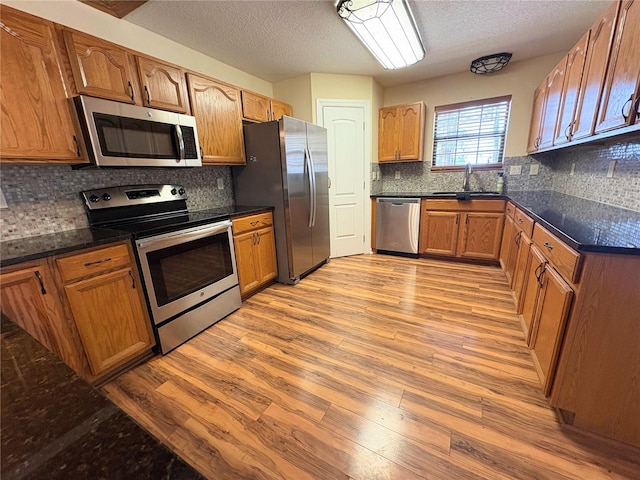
103 255 640 479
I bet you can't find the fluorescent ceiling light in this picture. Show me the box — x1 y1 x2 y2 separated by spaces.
337 0 425 70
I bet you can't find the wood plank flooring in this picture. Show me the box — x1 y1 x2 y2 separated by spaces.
103 255 640 479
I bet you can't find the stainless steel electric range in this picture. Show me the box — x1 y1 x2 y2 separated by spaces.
82 184 241 354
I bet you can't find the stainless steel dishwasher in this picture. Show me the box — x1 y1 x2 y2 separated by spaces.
375 197 421 256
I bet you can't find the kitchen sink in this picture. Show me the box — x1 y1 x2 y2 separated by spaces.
431 191 501 197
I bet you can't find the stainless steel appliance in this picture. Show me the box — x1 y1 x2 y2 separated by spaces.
74 96 201 168
375 197 420 256
233 116 330 284
82 184 241 354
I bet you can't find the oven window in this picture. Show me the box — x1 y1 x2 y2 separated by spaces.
145 232 234 307
93 113 178 159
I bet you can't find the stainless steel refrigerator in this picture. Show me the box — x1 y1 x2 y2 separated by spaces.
233 116 330 284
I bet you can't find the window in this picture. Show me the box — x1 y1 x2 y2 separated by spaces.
432 96 511 168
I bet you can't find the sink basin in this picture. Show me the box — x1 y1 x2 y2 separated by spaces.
431 191 500 197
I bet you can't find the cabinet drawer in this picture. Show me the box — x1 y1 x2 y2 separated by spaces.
232 212 273 235
423 199 505 212
532 224 582 283
57 244 131 283
514 207 534 238
505 202 516 219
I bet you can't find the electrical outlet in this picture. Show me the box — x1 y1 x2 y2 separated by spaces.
394 171 401 179
217 178 224 190
606 160 616 178
529 163 539 176
570 163 576 176
509 165 522 175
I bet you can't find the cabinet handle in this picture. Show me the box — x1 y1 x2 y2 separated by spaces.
621 95 633 121
517 217 524 223
128 270 136 289
465 215 469 224
127 81 134 101
257 233 261 245
144 85 151 105
564 122 573 140
250 220 260 226
84 257 112 267
514 230 521 246
543 241 553 250
254 232 258 245
534 262 546 287
266 109 271 121
72 135 81 157
634 96 640 120
455 213 459 224
34 270 46 295
199 146 204 159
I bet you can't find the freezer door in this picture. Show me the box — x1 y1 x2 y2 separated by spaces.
306 122 330 265
282 116 314 279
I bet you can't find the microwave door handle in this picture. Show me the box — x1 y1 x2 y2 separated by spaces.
174 125 185 162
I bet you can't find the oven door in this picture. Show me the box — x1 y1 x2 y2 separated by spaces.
135 220 238 325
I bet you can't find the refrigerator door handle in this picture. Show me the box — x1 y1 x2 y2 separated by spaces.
304 146 314 228
307 146 317 227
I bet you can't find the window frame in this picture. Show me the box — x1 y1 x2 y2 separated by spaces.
431 95 512 172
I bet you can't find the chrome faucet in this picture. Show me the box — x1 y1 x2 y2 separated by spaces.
462 163 472 191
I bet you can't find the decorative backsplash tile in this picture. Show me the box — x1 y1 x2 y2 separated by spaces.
377 139 640 212
0 165 234 241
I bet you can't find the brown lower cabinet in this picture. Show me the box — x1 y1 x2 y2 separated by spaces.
0 241 154 384
503 215 640 448
419 199 504 261
232 211 278 298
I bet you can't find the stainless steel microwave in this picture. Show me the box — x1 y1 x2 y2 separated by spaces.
74 95 202 167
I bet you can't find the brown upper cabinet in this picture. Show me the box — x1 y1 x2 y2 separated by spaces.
378 102 425 162
187 73 245 165
63 29 188 113
527 0 640 153
0 6 83 163
241 90 292 122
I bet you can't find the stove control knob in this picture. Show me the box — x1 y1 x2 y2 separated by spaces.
89 195 100 203
178 188 185 195
102 193 111 201
171 188 177 195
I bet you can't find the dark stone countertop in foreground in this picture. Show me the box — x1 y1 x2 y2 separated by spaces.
0 205 273 268
1 314 204 480
371 191 640 255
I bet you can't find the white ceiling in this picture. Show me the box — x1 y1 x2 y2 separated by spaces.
124 0 611 88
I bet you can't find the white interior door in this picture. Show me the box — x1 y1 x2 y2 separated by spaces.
317 100 370 258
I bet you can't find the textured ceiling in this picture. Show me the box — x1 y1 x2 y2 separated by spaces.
124 0 611 88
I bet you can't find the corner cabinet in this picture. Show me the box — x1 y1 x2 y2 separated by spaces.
0 6 82 163
378 102 425 162
232 212 277 298
419 199 505 261
0 241 154 384
187 73 245 165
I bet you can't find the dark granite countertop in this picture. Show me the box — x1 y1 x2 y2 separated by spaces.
371 191 505 199
371 190 640 255
0 205 274 268
0 228 131 268
1 314 204 480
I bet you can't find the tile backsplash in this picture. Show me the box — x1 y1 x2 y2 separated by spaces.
0 165 234 240
375 139 640 212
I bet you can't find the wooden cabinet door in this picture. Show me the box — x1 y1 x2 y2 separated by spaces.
539 58 567 150
186 73 245 165
64 267 153 376
520 245 546 345
505 225 521 288
135 56 188 113
457 212 504 261
571 1 619 141
63 30 135 104
398 102 424 161
378 107 400 162
255 226 278 284
512 232 533 314
530 265 574 396
527 81 547 152
499 214 514 270
233 231 260 296
271 99 292 120
554 31 590 145
420 211 459 256
595 0 640 133
241 91 271 122
0 7 81 162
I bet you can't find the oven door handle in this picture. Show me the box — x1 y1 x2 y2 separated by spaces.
136 220 231 251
